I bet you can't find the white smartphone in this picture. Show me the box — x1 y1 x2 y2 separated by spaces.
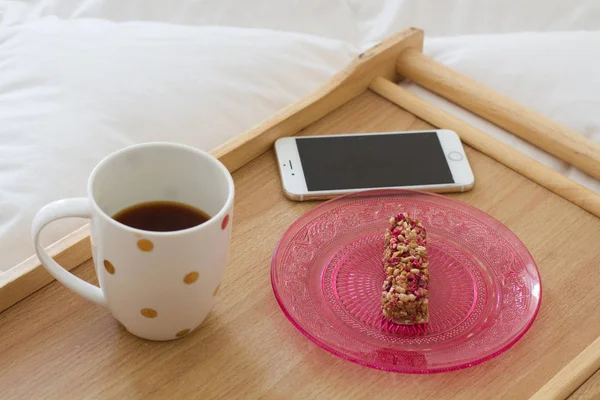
274 130 474 201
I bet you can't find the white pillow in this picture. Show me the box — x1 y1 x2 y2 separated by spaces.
0 17 355 271
1 0 361 42
351 0 600 45
5 0 600 41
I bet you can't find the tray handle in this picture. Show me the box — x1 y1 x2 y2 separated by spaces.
396 48 600 181
370 77 600 219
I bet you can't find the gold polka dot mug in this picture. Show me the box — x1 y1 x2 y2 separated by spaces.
32 143 234 341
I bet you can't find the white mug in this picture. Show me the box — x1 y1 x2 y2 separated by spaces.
32 143 234 341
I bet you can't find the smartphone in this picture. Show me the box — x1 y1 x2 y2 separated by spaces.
274 130 474 201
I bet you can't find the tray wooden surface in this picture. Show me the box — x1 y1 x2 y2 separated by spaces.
0 28 599 399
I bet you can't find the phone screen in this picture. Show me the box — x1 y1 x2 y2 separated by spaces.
296 132 454 191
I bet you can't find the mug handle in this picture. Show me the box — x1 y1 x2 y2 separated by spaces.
32 198 107 306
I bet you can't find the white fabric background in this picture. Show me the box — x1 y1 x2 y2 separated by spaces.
0 0 599 271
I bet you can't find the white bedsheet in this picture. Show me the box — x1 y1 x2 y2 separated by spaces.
0 0 599 272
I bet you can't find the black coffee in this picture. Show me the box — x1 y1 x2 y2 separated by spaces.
113 201 210 232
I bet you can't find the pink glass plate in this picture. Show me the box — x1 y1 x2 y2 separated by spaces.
271 189 541 373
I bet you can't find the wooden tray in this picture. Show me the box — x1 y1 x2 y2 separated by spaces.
1 28 599 399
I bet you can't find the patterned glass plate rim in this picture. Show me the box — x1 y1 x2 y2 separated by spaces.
270 189 542 373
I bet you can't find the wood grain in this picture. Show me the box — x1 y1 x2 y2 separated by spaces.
369 77 600 218
0 92 599 400
530 337 600 400
396 48 600 181
0 224 91 313
0 29 424 312
211 27 423 172
570 370 600 400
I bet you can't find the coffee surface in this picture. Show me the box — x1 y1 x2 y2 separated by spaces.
113 201 210 232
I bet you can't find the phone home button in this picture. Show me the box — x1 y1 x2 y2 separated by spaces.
448 151 464 161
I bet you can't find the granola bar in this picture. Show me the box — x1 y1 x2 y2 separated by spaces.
381 212 430 324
